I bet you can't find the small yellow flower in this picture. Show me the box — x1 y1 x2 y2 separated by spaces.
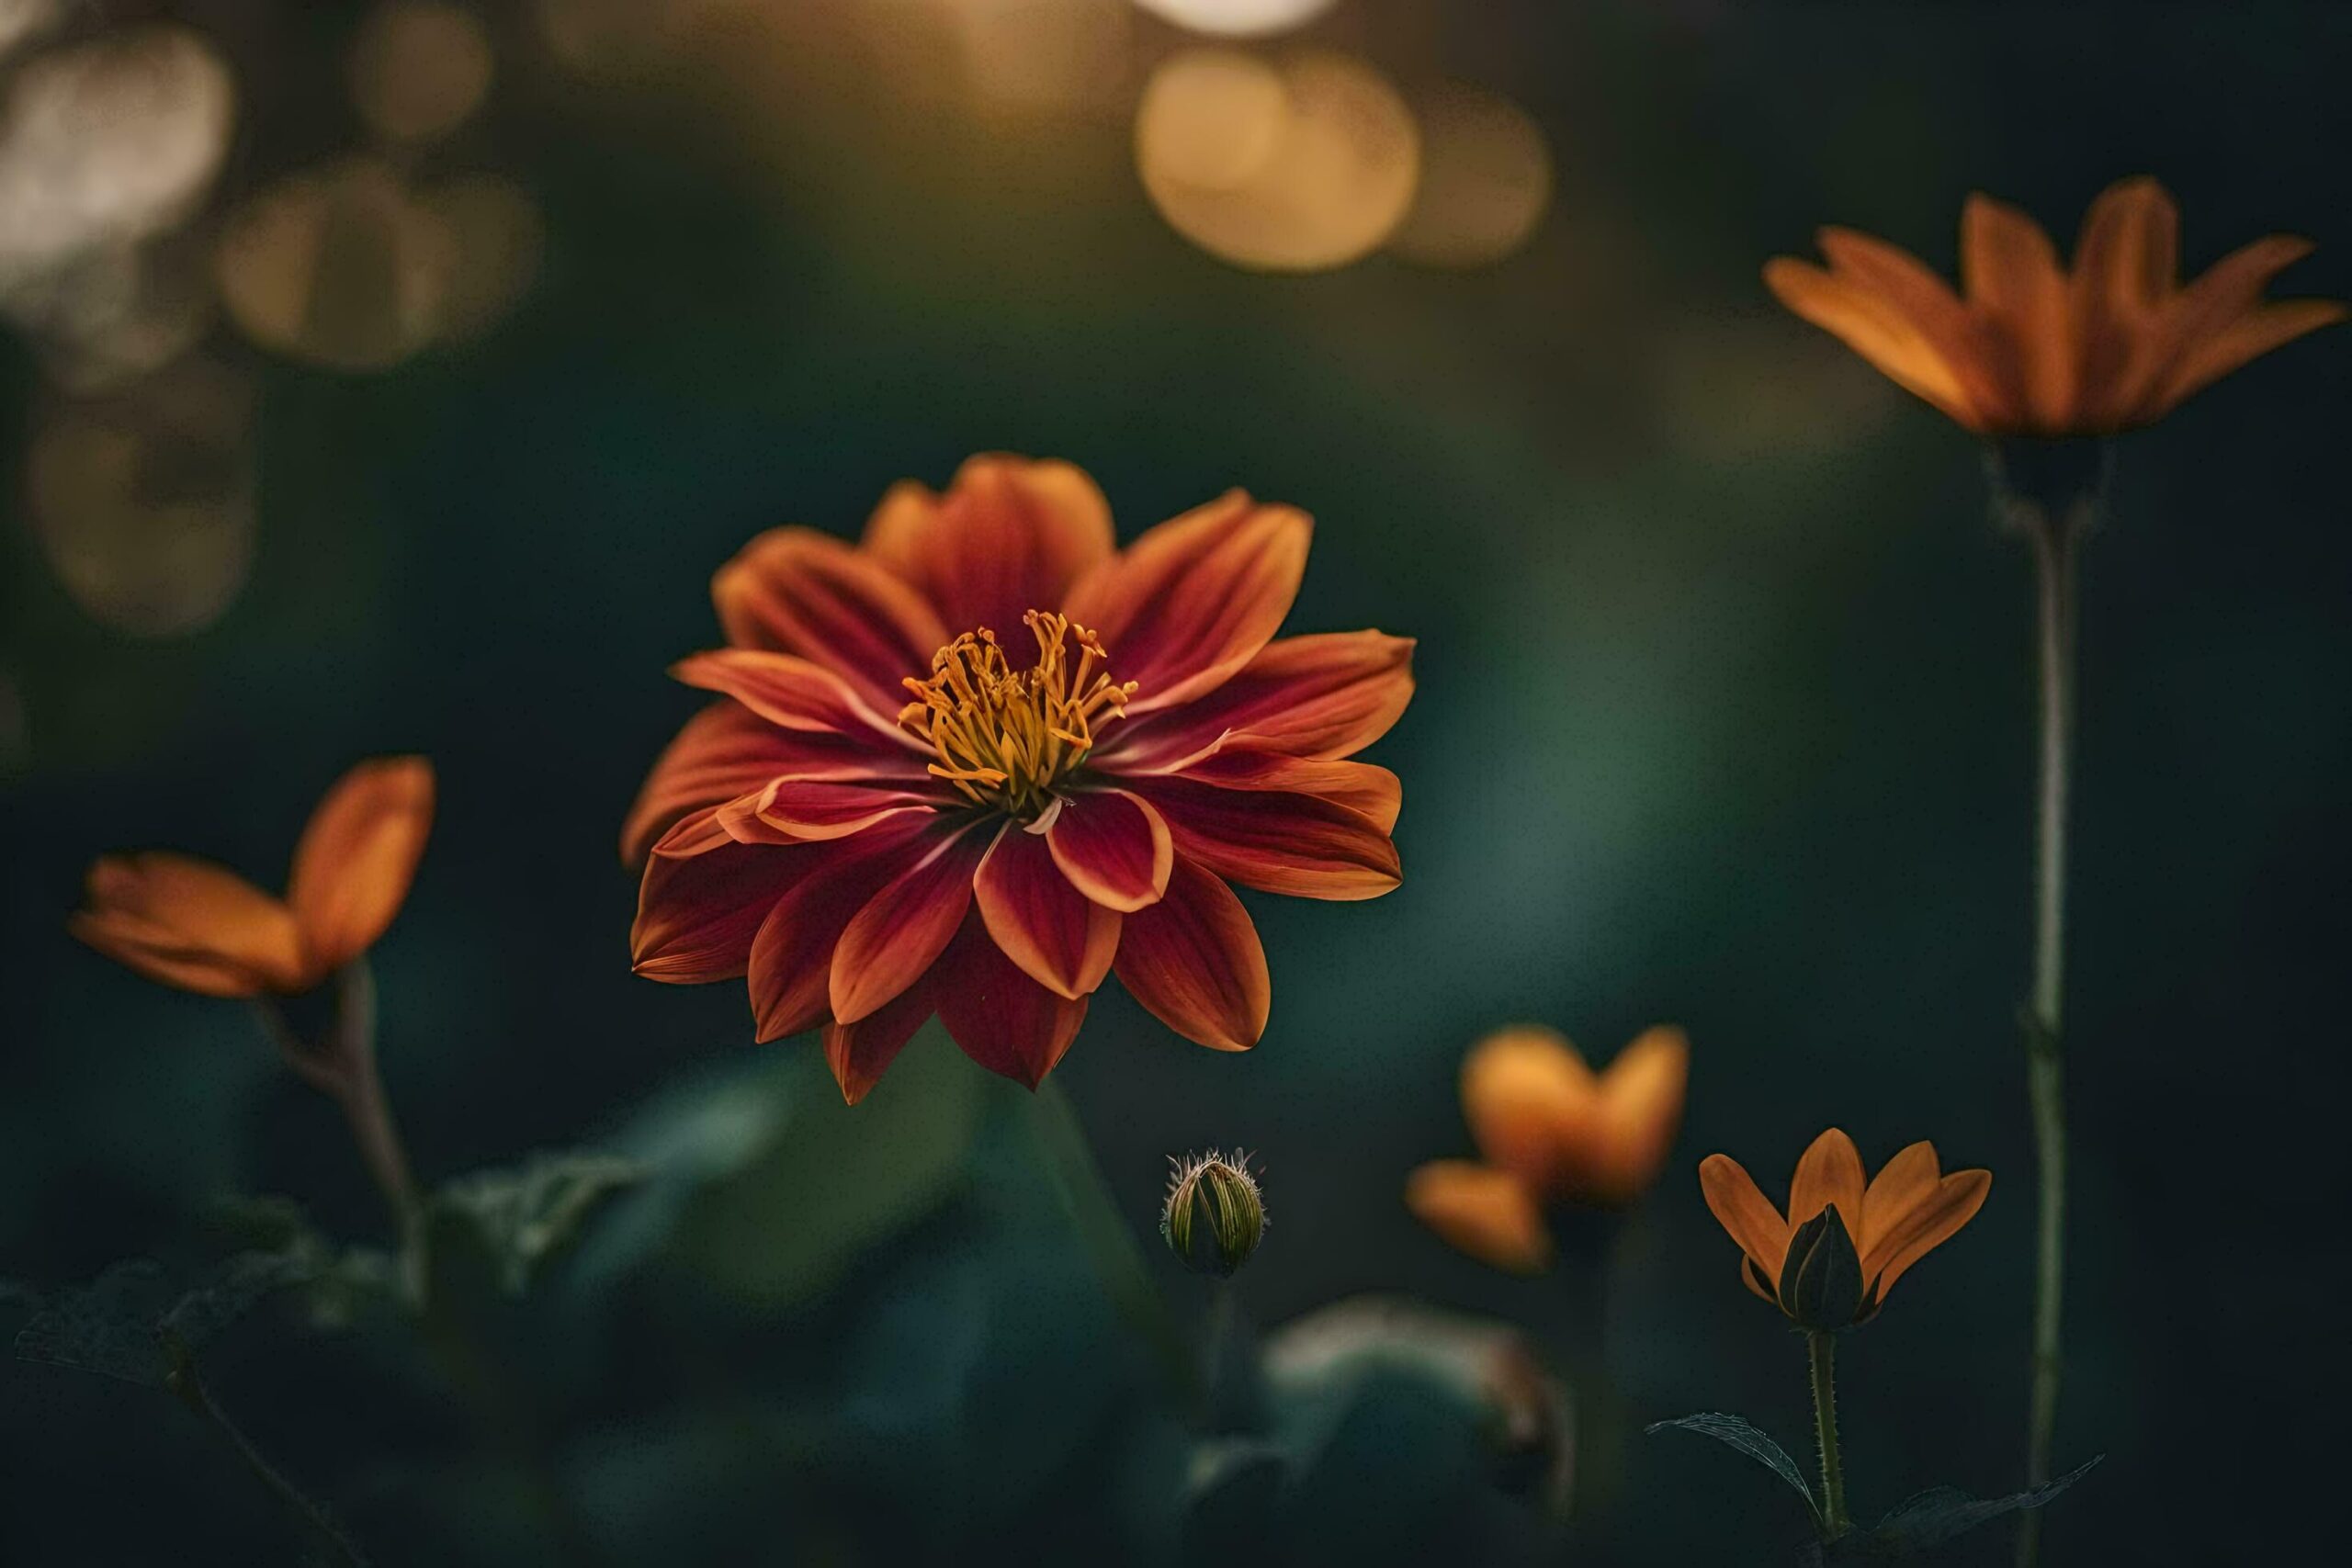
1700 1129 1989 1328
1407 1024 1690 1273
1766 176 2344 436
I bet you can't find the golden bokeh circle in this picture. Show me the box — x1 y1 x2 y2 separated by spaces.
348 2 495 144
1387 85 1552 268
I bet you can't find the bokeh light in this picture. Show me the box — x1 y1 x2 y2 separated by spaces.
1131 0 1340 39
0 27 235 291
28 359 256 639
1136 48 1419 272
1386 85 1552 268
428 173 546 342
944 0 1135 120
3 235 215 394
348 1 496 144
0 0 60 63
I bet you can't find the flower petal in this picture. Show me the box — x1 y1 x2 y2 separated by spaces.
631 834 795 982
671 649 915 746
861 455 1115 642
1111 855 1268 1052
974 822 1121 1000
747 818 938 1042
1699 1153 1792 1292
1961 193 2075 431
1459 1024 1596 1191
1588 1024 1690 1203
1062 491 1310 716
1788 1128 1868 1231
2154 297 2346 412
828 820 988 1022
729 778 946 842
1865 1168 1991 1301
76 852 306 992
933 915 1089 1089
1167 750 1402 834
1405 1162 1552 1275
288 757 435 972
1764 255 1987 430
711 526 948 724
1857 1140 1943 1259
1128 774 1399 901
1044 788 1171 912
621 699 925 864
70 908 277 998
1100 630 1416 773
823 977 935 1105
2067 177 2185 426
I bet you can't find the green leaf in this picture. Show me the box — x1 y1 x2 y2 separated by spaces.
1646 1411 1823 1529
1844 1455 2102 1557
431 1148 648 1296
12 1251 317 1386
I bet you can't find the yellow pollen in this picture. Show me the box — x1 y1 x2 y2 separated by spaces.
898 611 1138 817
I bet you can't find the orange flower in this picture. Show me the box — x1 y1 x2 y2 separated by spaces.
73 758 435 998
626 454 1414 1103
1700 1129 1989 1329
1765 176 2345 436
1406 1024 1689 1273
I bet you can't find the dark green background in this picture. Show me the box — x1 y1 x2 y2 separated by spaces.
5 1 2347 1562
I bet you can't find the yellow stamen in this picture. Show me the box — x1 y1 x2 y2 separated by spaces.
898 611 1138 817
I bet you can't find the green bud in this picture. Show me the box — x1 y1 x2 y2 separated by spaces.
1777 1203 1868 1332
1161 1149 1266 1279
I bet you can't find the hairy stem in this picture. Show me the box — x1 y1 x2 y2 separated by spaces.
1807 1331 1849 1540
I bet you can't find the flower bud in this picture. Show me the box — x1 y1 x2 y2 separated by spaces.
1161 1149 1266 1279
1777 1202 1869 1332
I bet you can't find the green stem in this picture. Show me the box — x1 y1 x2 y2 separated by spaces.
2018 511 2081 1568
165 1344 369 1566
1807 1331 1849 1540
1030 1080 1197 1403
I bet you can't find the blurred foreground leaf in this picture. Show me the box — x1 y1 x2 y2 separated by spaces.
12 1251 314 1386
432 1148 646 1296
1646 1410 1822 1529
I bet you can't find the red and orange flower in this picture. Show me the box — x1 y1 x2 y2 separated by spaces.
625 455 1413 1102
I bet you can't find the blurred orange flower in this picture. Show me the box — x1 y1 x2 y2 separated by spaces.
1700 1129 1989 1329
626 454 1413 1104
1406 1024 1690 1273
1766 176 2344 436
73 758 435 998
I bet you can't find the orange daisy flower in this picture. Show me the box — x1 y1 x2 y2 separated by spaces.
1406 1024 1689 1273
73 758 435 998
625 454 1413 1103
1765 175 2344 436
1700 1129 1989 1330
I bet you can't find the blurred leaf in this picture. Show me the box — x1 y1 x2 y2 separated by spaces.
1830 1455 2103 1560
1178 1437 1288 1562
203 1193 403 1328
432 1148 646 1296
1646 1411 1822 1529
12 1251 315 1386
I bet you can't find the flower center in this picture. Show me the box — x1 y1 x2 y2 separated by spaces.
898 610 1138 818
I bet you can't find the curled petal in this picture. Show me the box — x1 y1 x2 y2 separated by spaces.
1459 1024 1596 1191
711 527 947 724
1101 630 1416 773
974 823 1121 1000
1169 750 1402 834
1788 1129 1869 1232
1130 775 1399 901
1044 789 1170 912
671 649 910 743
1866 1168 1991 1300
631 835 797 983
75 852 306 993
824 977 935 1105
288 757 435 972
1405 1162 1552 1275
1111 856 1269 1052
1699 1153 1792 1292
828 821 988 1022
861 455 1115 642
747 818 936 1042
621 700 923 864
933 915 1088 1089
1062 491 1310 716
729 778 945 842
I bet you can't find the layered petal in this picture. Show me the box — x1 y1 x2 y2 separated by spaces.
711 527 948 724
722 778 945 843
1962 193 2075 431
1763 256 1984 430
1856 1140 1943 1259
1044 789 1171 912
861 455 1115 644
824 978 936 1105
287 757 435 972
632 831 797 982
1062 491 1310 716
1100 630 1416 773
1864 1167 1991 1299
1167 750 1402 834
828 821 989 1022
625 700 886 864
74 852 307 993
2154 296 2347 412
1699 1153 1792 1292
933 915 1088 1088
1405 1162 1552 1275
671 649 916 746
1111 855 1269 1052
1130 773 1400 901
1459 1024 1596 1190
1787 1128 1868 1231
746 816 937 1042
974 822 1121 1000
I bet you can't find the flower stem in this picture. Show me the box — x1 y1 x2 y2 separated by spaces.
1806 1331 1849 1540
2017 497 2086 1568
254 962 423 1246
164 1340 369 1566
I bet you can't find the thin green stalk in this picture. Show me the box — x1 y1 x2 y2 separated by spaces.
1030 1080 1197 1402
2018 512 2081 1568
165 1344 369 1566
1807 1331 1849 1540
